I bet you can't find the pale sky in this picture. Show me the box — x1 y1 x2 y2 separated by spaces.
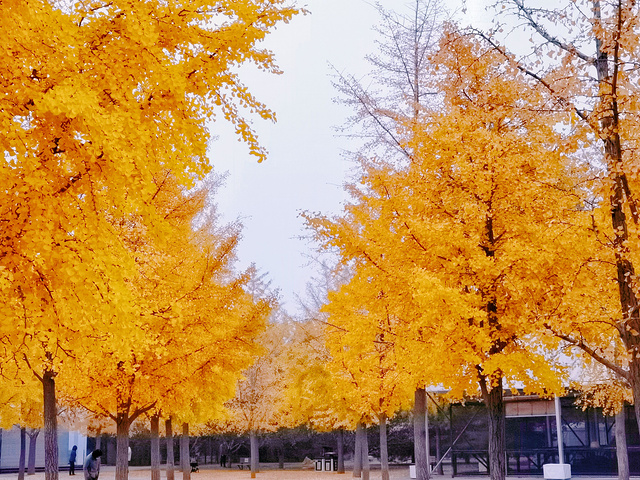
208 0 492 313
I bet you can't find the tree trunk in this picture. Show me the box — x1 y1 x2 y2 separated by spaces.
42 369 58 480
337 428 345 474
115 411 131 480
630 361 640 454
181 423 190 480
616 408 630 480
592 1 640 440
414 388 429 480
18 426 26 480
436 426 443 475
361 424 370 480
150 415 160 480
95 436 102 469
166 418 174 480
480 375 505 480
27 429 39 475
353 423 363 478
250 430 259 479
277 439 284 469
379 413 390 480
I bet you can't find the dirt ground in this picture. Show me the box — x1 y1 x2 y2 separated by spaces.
0 465 417 480
0 467 628 480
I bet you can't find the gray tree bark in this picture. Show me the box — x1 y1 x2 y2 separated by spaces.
361 425 370 480
479 375 505 480
43 369 58 480
18 426 26 480
180 423 190 480
166 418 174 480
115 411 130 480
414 388 429 480
250 430 259 479
616 408 630 480
27 429 39 475
150 415 160 480
353 423 363 478
337 428 345 474
379 413 389 480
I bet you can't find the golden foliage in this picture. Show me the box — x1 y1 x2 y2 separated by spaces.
62 173 271 428
306 30 593 408
0 0 298 427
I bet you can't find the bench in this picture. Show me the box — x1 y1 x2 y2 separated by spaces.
237 458 250 469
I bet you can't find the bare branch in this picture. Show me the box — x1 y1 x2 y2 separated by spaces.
546 325 631 382
509 0 594 63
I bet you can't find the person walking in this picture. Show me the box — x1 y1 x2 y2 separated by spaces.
69 446 78 475
84 450 102 480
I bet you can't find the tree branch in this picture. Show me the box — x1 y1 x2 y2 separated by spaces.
471 29 591 125
546 325 631 382
510 0 594 63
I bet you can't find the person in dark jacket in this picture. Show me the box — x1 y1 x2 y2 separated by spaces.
69 446 77 475
84 450 102 480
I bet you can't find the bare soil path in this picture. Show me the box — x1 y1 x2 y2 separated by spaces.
1 465 625 480
0 465 415 480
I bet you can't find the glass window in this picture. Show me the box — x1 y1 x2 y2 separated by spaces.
506 416 553 450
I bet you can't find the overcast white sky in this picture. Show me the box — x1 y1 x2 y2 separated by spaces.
208 0 492 313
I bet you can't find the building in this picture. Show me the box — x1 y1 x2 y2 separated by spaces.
447 394 637 476
0 427 87 473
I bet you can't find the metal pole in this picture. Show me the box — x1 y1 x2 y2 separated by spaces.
555 396 564 464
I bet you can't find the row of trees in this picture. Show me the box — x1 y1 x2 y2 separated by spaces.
6 3 640 480
0 1 299 480
293 1 640 480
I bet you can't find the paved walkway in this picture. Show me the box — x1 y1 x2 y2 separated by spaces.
0 465 632 480
0 465 413 480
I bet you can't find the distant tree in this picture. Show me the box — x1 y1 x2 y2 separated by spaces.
321 266 422 480
0 374 43 478
288 261 357 473
334 0 446 160
223 312 297 479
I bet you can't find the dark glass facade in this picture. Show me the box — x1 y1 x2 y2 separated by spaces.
445 396 639 476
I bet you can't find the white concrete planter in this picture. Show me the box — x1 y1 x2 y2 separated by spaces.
543 463 571 479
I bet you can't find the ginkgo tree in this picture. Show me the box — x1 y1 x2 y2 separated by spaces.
0 1 299 479
223 313 298 479
59 173 272 480
308 30 590 480
298 243 463 480
283 266 356 474
321 267 417 480
478 0 640 440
